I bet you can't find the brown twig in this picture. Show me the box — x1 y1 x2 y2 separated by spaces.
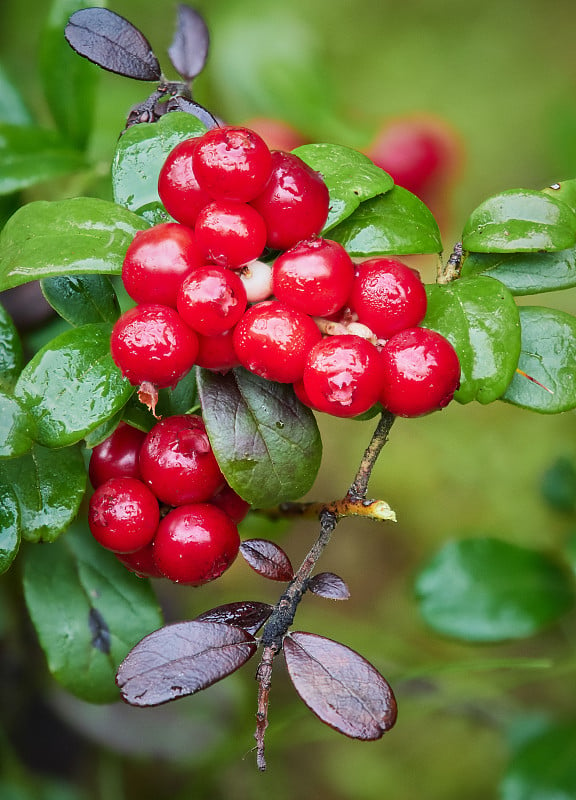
437 241 463 284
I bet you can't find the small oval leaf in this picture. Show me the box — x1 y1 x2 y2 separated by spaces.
308 572 350 600
117 621 257 707
0 391 35 459
168 5 210 81
461 248 576 295
41 274 120 326
0 484 20 574
195 600 273 634
0 303 24 389
283 632 397 739
240 539 294 582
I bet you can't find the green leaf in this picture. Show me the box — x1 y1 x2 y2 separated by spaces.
197 367 322 507
462 189 576 252
327 186 442 256
41 274 120 326
424 276 521 404
293 143 393 231
500 723 576 800
83 408 124 448
0 443 85 542
112 111 207 220
540 457 576 514
0 391 35 458
0 302 24 389
0 485 20 574
0 197 148 291
23 521 163 703
502 306 576 413
542 178 576 213
415 537 575 642
0 62 33 125
15 323 134 448
461 248 576 295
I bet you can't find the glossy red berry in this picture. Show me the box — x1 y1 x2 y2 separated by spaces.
121 223 203 308
303 334 384 418
158 137 213 228
195 200 267 268
139 414 224 506
250 151 330 250
110 304 199 389
272 236 355 317
379 326 461 417
152 503 240 585
349 258 428 340
177 266 247 336
192 126 272 202
195 328 241 373
88 477 160 553
211 483 251 524
89 422 146 488
116 543 165 578
233 300 322 383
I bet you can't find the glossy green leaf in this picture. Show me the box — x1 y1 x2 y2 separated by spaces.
0 197 148 291
461 248 576 295
197 367 322 507
293 143 393 231
83 408 124 448
500 723 576 800
0 443 85 542
0 302 24 389
542 178 576 213
0 391 35 458
15 323 134 448
462 189 576 252
424 276 521 404
502 306 576 413
415 537 575 642
327 186 442 256
112 111 207 219
41 274 120 326
0 62 33 125
0 485 20 574
23 521 163 703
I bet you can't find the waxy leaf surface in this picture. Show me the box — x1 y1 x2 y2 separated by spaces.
309 572 350 600
240 539 294 582
0 391 35 459
41 274 120 326
195 601 273 635
168 5 210 81
461 248 576 295
542 179 576 213
501 723 576 800
0 485 20 574
0 303 24 389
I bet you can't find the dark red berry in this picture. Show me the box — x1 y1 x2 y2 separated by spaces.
211 483 251 523
116 542 164 578
177 266 247 336
158 137 213 228
195 328 241 373
89 422 146 488
88 477 160 553
195 200 267 268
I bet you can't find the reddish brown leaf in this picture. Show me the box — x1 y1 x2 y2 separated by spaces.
308 572 350 601
168 5 210 81
116 621 257 707
195 601 273 635
240 539 294 582
283 632 397 739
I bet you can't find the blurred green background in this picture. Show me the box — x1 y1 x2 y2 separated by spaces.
1 1 576 799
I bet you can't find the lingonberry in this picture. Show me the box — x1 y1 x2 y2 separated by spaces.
139 414 224 506
211 483 251 523
195 200 267 268
272 236 355 317
250 151 330 250
152 503 240 585
349 258 428 340
110 304 199 389
233 300 322 383
379 326 461 417
121 223 203 308
89 422 146 488
303 334 384 418
177 266 247 336
239 260 274 303
116 542 165 579
158 137 213 228
195 328 241 373
192 126 272 202
88 477 160 553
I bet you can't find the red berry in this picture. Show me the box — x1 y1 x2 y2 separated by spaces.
88 477 160 553
272 236 355 317
121 223 203 308
195 200 267 268
177 266 247 336
139 414 224 506
89 422 146 488
250 151 330 250
195 328 241 373
116 542 164 578
211 483 251 524
233 300 322 383
303 334 384 418
192 126 272 202
158 137 213 228
379 327 461 417
349 258 428 340
152 503 240 585
110 304 198 389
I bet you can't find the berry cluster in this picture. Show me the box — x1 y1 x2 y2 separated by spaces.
88 417 248 584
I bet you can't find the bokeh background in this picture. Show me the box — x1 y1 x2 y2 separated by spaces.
1 1 576 798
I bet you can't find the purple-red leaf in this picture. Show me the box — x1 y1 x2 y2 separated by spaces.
116 621 257 707
168 5 210 81
240 539 295 582
308 572 351 601
195 601 273 635
283 632 397 739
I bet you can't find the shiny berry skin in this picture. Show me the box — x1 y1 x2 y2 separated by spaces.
116 543 164 578
379 327 461 417
349 258 428 340
89 422 146 488
192 126 272 202
233 300 322 383
195 200 267 268
158 138 213 228
139 414 224 506
121 223 203 308
88 477 160 553
250 151 330 250
303 334 384 418
152 503 240 585
211 483 251 523
195 328 241 372
177 266 247 336
272 236 355 317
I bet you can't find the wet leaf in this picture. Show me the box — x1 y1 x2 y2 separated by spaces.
0 391 35 459
168 5 210 81
308 572 350 600
0 303 24 389
240 539 294 582
500 723 576 800
40 274 120 326
461 248 576 295
117 621 257 706
0 485 20 574
283 632 397 739
195 600 273 635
